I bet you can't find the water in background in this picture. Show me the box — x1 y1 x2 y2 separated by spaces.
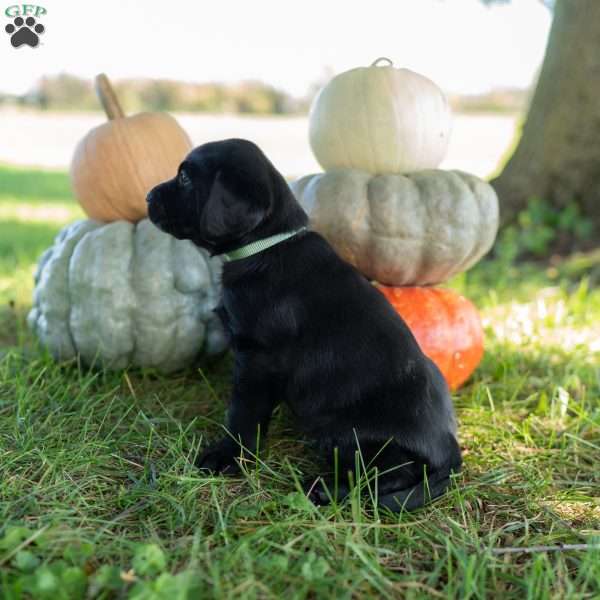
0 111 517 179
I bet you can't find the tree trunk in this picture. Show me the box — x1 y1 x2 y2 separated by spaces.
491 0 600 247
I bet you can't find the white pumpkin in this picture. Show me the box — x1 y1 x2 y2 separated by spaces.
28 219 227 373
291 169 499 286
309 58 452 175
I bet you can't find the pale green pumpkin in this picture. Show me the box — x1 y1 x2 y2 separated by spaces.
28 218 226 372
291 169 499 286
309 58 452 175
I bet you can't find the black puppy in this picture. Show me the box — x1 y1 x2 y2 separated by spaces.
147 139 462 511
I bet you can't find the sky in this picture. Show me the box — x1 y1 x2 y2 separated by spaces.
1 0 552 97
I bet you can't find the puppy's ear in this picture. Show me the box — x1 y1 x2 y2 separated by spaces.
199 170 268 242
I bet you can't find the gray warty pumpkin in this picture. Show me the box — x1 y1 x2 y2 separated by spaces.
291 169 499 286
27 219 227 372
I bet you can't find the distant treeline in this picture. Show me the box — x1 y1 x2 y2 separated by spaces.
0 73 528 115
1 73 313 115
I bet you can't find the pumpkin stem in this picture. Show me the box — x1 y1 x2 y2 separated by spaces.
371 57 393 67
95 73 125 120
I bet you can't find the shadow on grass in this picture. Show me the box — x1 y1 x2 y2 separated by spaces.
1 313 599 598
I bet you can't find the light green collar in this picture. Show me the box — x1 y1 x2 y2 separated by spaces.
220 227 308 262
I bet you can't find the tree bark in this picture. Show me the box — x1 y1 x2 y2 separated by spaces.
491 0 600 246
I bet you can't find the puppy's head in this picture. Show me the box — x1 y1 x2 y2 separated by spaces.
147 138 306 255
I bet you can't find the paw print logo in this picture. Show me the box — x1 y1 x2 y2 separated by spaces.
5 16 45 48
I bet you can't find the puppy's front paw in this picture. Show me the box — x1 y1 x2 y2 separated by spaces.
196 438 242 475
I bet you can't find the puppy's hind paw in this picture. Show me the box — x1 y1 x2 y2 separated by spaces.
305 477 330 506
305 476 350 506
195 438 243 475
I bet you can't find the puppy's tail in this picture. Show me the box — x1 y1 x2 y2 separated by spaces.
377 469 455 512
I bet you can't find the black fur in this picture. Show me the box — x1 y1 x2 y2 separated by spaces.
147 139 462 511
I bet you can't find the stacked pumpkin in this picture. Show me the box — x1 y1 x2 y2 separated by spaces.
291 58 499 389
28 75 227 372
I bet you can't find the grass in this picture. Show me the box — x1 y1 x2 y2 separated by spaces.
0 163 599 599
0 164 84 317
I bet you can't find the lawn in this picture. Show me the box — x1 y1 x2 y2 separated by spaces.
0 163 599 599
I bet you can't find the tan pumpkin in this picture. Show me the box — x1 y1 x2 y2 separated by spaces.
309 58 452 175
70 74 192 222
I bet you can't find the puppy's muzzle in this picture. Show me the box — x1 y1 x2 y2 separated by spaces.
147 191 166 224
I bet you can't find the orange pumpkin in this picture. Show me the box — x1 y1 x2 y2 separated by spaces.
70 74 192 223
376 285 484 390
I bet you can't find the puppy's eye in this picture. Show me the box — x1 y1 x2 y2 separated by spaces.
178 170 191 187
